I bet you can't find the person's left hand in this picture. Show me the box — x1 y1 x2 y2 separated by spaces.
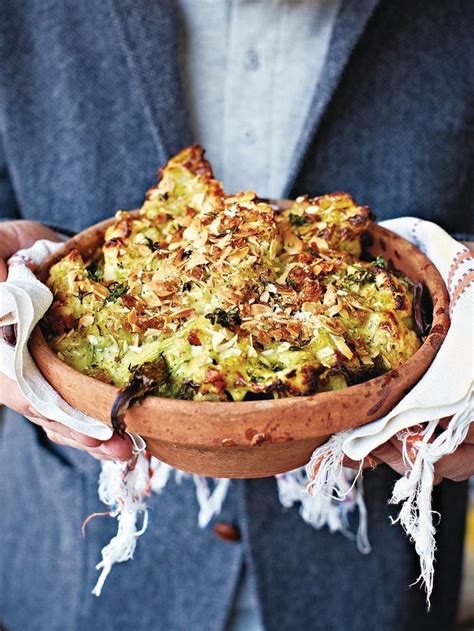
344 418 474 484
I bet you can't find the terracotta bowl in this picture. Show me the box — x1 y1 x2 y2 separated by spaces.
30 203 450 478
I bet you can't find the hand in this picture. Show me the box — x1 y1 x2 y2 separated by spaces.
0 220 133 461
345 419 474 484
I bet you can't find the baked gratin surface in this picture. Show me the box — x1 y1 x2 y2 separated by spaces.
43 146 421 402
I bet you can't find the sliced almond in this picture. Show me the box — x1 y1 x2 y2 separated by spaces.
283 232 303 254
330 334 353 359
78 314 94 328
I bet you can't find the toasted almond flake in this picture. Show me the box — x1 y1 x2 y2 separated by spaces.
91 283 109 299
327 303 342 317
168 241 182 251
310 237 329 251
220 348 242 359
316 346 335 360
191 192 205 208
250 304 272 315
78 314 94 328
168 308 195 319
283 232 303 254
277 342 291 353
212 331 227 350
261 349 275 357
219 245 233 260
247 346 257 358
144 328 163 337
227 246 249 265
301 301 319 314
191 345 203 357
269 238 280 260
330 334 353 359
185 253 208 270
208 216 222 235
217 334 239 351
267 283 277 293
128 308 138 325
323 285 337 306
260 290 270 303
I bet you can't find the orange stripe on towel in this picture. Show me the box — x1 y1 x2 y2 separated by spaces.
447 251 473 293
450 271 474 314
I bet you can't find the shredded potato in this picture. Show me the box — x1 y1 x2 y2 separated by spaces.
43 146 421 401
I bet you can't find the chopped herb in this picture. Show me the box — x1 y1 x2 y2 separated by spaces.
144 237 160 252
289 213 309 227
86 263 100 282
287 278 298 291
205 307 241 328
344 267 375 285
175 381 199 400
182 281 192 291
183 249 192 259
74 289 91 303
104 283 129 304
373 255 386 268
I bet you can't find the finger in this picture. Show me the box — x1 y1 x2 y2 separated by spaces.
47 427 132 461
434 444 474 482
99 433 133 461
28 415 104 448
0 257 7 282
371 442 408 476
45 430 117 460
439 417 474 444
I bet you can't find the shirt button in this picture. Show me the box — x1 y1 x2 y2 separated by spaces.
242 129 256 145
244 48 260 71
213 522 241 542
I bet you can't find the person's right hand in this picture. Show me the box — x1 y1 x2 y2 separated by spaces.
0 220 132 461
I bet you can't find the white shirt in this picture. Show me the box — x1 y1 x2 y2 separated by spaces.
178 0 341 198
176 1 341 628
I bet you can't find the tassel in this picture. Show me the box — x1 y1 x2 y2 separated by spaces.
193 476 231 528
389 401 473 606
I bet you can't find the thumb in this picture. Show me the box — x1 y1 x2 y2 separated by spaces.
0 257 7 282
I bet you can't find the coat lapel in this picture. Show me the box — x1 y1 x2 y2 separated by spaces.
107 0 193 158
283 0 381 197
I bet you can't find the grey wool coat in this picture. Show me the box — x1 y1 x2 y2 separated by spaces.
0 1 472 630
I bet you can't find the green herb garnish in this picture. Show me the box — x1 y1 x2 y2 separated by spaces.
287 278 298 291
289 213 309 227
86 263 100 282
205 307 241 328
104 283 129 304
74 289 91 304
144 237 160 252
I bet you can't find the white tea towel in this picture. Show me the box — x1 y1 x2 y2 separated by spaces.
0 240 113 440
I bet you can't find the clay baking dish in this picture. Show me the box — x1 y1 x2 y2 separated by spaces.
30 203 450 478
